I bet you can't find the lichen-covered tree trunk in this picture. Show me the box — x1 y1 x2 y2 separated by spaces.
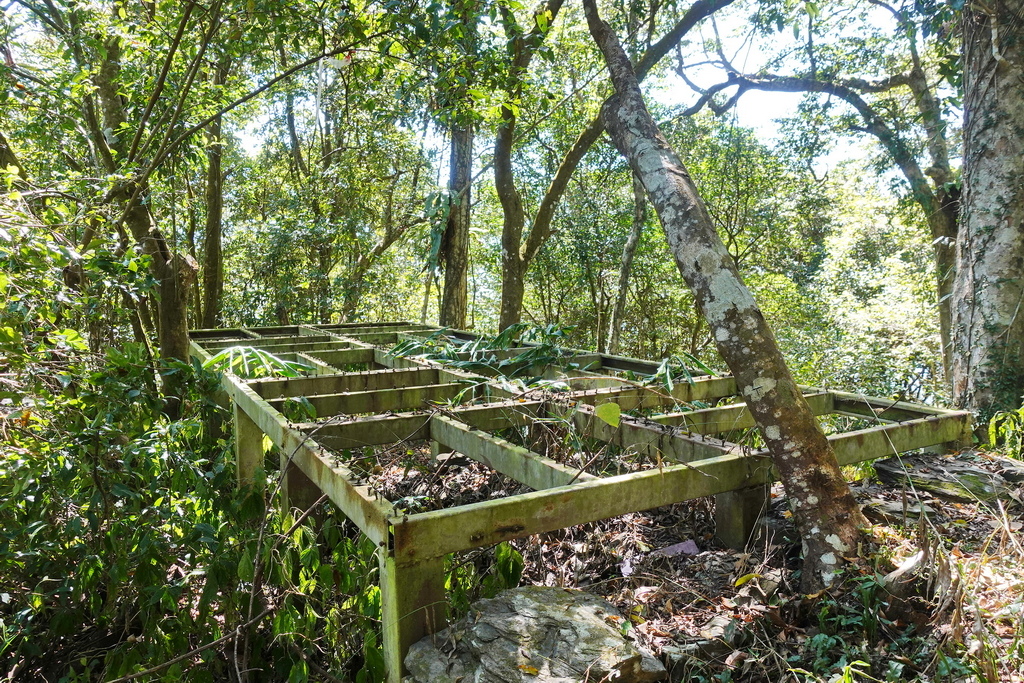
607 174 646 355
953 2 1024 418
440 125 473 329
583 0 865 590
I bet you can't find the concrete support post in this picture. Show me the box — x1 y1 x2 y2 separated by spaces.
234 401 264 487
715 484 769 549
279 451 324 516
380 553 447 683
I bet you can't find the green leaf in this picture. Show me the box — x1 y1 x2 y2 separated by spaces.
495 542 524 588
238 548 254 583
594 402 621 428
535 10 549 32
288 660 309 683
111 483 138 499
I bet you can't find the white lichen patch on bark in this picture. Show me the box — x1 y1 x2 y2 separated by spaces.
702 264 757 324
825 534 850 552
764 425 781 441
743 376 777 402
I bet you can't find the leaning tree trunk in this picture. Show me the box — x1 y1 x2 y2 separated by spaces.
953 2 1024 419
583 0 865 591
0 131 27 180
607 174 646 355
440 125 473 329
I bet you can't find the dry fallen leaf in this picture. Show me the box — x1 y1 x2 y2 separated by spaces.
725 650 749 668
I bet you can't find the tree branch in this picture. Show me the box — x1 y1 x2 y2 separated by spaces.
125 0 198 163
113 35 389 236
522 0 736 266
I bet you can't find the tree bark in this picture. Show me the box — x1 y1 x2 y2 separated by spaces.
607 174 646 355
494 0 565 331
201 61 229 329
285 91 309 177
440 125 473 329
953 2 1024 418
0 130 27 180
438 0 479 330
496 99 527 331
583 0 866 590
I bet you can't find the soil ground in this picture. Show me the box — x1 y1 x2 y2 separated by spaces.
371 445 1024 682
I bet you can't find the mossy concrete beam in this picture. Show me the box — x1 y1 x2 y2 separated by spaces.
301 348 377 367
651 392 833 433
252 368 442 399
200 336 341 351
569 376 739 409
298 400 545 450
295 352 343 375
827 413 972 463
390 450 774 562
297 413 436 450
266 382 469 417
430 414 597 490
557 403 732 463
229 381 393 544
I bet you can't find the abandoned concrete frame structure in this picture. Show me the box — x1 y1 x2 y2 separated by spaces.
188 322 972 682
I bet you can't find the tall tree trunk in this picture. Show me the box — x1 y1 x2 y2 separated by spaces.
607 174 646 355
953 2 1024 418
95 36 196 418
583 0 865 591
201 61 228 329
929 194 958 375
285 91 309 177
439 125 473 329
494 0 565 331
420 270 434 325
496 102 527 331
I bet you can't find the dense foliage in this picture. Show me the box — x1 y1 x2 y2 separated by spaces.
0 203 391 680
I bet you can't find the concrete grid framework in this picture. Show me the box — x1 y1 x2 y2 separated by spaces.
188 322 971 682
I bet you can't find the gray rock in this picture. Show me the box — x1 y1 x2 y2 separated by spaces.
404 586 667 683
